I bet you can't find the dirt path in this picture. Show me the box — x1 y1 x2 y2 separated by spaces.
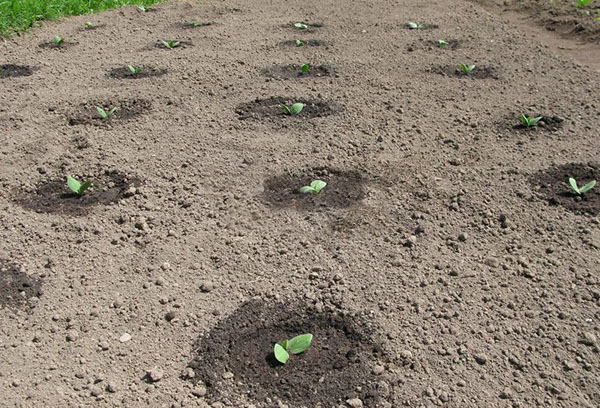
1 0 599 407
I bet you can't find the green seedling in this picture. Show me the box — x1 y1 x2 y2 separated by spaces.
85 22 93 29
294 22 308 29
280 102 304 115
577 0 592 8
96 106 118 119
407 21 426 29
597 10 600 21
67 176 92 195
54 36 64 46
138 4 152 12
300 63 310 73
459 63 476 74
161 40 181 49
438 40 448 47
273 333 313 364
569 177 596 195
128 65 144 74
299 180 327 195
295 39 305 47
520 114 542 128
186 22 203 27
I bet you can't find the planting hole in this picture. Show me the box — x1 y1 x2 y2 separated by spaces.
261 64 334 79
236 96 340 120
430 65 498 79
278 39 328 47
107 66 167 79
67 98 151 126
0 260 42 310
0 65 36 79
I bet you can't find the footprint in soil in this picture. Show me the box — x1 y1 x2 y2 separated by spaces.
236 96 341 121
0 260 42 310
14 170 140 216
67 99 151 126
0 65 36 79
186 299 391 407
262 168 365 210
261 64 335 79
529 162 600 215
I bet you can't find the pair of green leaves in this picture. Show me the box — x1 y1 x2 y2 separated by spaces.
438 40 448 47
67 176 92 195
569 178 596 195
300 180 327 195
300 63 310 73
97 106 118 119
459 63 475 74
54 36 64 45
295 39 305 47
128 65 144 74
407 22 426 29
294 22 308 29
162 40 181 49
520 114 542 128
281 102 304 115
577 0 592 8
273 333 313 364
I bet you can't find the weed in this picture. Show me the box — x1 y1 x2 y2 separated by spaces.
569 177 596 195
67 175 92 195
300 63 310 73
161 40 181 49
96 106 118 119
280 102 304 115
459 63 475 74
520 114 542 128
54 35 64 45
438 40 448 47
577 0 592 8
128 65 144 74
295 39 304 47
273 333 313 364
294 22 308 29
299 180 327 195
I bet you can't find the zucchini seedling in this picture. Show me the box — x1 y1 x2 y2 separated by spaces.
459 63 475 74
569 178 596 195
85 22 93 29
300 63 310 73
67 176 92 195
273 333 313 364
54 36 64 46
294 22 308 29
295 39 305 47
407 21 426 29
300 180 327 195
96 106 118 119
161 40 181 49
128 65 144 74
577 0 592 8
280 102 304 115
520 114 542 128
138 4 152 12
438 40 448 47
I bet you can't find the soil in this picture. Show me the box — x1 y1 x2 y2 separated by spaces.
2 0 600 408
107 66 168 79
278 39 329 47
0 64 36 78
407 39 463 52
261 64 335 79
430 64 499 79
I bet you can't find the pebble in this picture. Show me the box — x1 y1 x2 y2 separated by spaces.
165 311 179 322
346 398 363 408
222 371 234 379
474 354 488 365
200 281 215 293
106 382 117 393
372 365 385 375
119 333 132 343
66 330 79 342
146 367 164 382
579 332 597 346
485 258 499 268
192 386 207 397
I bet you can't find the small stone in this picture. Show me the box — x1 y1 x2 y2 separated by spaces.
165 311 178 322
66 330 79 342
146 367 164 382
200 282 215 293
155 277 166 286
499 388 513 400
563 360 576 371
99 341 109 351
90 385 102 397
372 365 385 375
106 382 117 393
439 392 449 402
119 333 132 343
222 371 234 379
425 387 435 397
404 235 417 247
485 258 499 268
346 398 363 408
192 386 207 397
579 332 597 346
457 380 466 387
458 232 468 242
474 354 488 365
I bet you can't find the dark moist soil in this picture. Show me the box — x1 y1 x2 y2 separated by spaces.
278 39 328 47
530 162 600 215
0 260 43 310
66 98 151 126
107 66 167 79
0 65 36 78
284 21 324 32
236 96 340 120
176 21 215 29
407 39 462 51
260 64 334 79
511 114 565 133
38 41 77 50
187 299 391 407
262 167 366 210
431 64 498 79
14 170 140 215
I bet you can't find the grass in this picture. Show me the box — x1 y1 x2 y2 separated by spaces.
0 0 166 37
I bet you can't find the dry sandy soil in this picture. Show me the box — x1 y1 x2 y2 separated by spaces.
1 0 600 407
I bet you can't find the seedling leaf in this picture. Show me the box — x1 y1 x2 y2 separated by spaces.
162 40 181 49
438 40 448 47
459 63 475 74
67 176 92 195
299 186 313 193
290 103 304 115
128 65 143 74
274 343 289 364
287 333 312 354
294 22 308 29
300 179 327 195
301 63 310 73
569 177 580 194
85 22 93 29
280 103 292 115
577 0 592 8
295 39 304 47
568 177 595 195
520 114 542 128
54 36 64 45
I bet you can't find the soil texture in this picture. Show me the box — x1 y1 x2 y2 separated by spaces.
278 39 329 47
66 98 152 126
0 64 36 78
0 260 43 310
261 64 334 79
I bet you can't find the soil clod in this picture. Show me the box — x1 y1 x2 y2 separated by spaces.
0 260 42 309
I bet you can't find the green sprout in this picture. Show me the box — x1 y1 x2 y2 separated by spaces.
161 40 181 49
407 21 426 29
459 63 476 74
96 106 118 119
577 0 592 8
85 22 93 29
300 63 310 73
299 180 327 195
295 39 305 47
128 65 144 74
520 114 542 128
273 333 313 364
67 176 92 195
597 10 600 20
54 36 64 46
186 22 203 27
569 178 596 195
438 40 448 47
294 22 308 29
280 102 304 115
138 4 152 12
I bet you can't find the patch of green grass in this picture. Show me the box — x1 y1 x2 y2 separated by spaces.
0 0 166 37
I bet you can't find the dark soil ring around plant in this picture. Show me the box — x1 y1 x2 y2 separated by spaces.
187 299 391 407
511 114 565 133
14 170 141 216
176 21 215 29
67 98 151 126
38 41 78 50
236 96 341 120
431 65 498 79
407 39 462 52
0 260 43 310
154 40 192 49
529 162 600 215
262 167 365 210
283 21 324 32
107 66 167 79
260 64 334 79
0 64 36 79
278 39 329 47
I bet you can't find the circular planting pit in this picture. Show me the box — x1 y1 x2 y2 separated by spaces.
511 114 565 133
67 98 151 126
278 39 328 47
530 162 600 215
153 40 192 50
262 167 365 210
283 21 324 32
187 299 391 407
407 39 462 52
38 40 77 50
176 21 215 29
14 170 140 215
0 64 36 79
107 66 167 79
0 260 42 310
430 64 498 79
236 96 340 121
260 64 334 79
